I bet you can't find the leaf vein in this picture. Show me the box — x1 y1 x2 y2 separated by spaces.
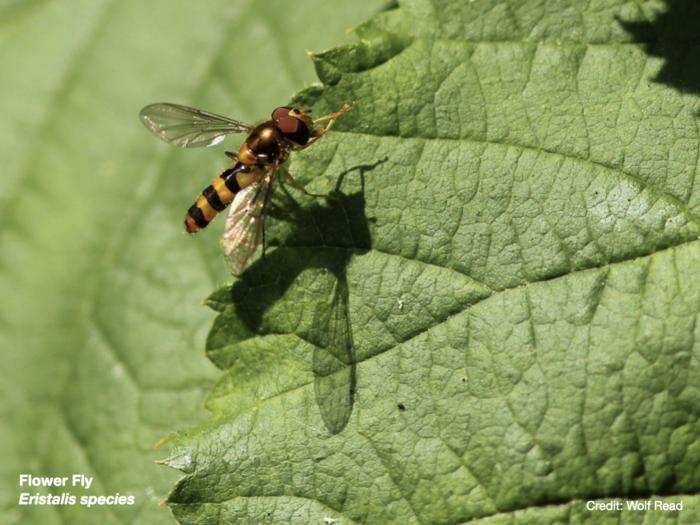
329 129 700 227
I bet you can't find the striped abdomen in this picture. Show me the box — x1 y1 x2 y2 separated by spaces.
184 163 250 233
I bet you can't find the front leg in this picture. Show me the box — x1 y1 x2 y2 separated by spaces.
298 103 355 151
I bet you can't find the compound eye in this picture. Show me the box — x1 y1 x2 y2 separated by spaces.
271 106 293 123
271 106 309 145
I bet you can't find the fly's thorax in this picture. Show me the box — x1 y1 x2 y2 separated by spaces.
240 122 285 164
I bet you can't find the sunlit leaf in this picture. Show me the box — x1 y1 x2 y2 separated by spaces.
166 1 700 523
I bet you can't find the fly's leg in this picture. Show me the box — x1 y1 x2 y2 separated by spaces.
281 165 335 200
259 171 277 259
298 103 355 151
313 102 355 124
225 151 238 160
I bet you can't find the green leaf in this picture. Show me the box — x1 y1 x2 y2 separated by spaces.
165 0 700 524
0 1 384 524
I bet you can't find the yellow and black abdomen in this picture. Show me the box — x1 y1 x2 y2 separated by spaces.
184 162 249 233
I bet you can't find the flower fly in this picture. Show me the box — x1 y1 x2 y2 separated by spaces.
140 101 353 274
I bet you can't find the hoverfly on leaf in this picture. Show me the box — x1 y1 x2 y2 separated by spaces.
139 101 353 274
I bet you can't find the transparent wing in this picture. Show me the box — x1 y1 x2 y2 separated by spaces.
139 102 252 148
222 171 276 275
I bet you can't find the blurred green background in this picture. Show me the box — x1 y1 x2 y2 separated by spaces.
0 1 384 523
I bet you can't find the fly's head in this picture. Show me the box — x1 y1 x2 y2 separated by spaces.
271 106 313 147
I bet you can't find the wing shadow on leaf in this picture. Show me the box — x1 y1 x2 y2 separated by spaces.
226 159 385 434
309 271 355 434
620 0 700 96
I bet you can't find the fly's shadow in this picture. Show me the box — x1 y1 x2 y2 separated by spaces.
228 159 386 434
619 1 700 96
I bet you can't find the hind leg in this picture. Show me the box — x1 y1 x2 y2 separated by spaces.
280 165 335 200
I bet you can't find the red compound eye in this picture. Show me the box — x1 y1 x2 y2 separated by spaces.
271 106 292 123
271 106 309 145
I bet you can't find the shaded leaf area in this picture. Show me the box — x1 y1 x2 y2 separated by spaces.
166 0 700 524
0 1 384 524
620 0 700 96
